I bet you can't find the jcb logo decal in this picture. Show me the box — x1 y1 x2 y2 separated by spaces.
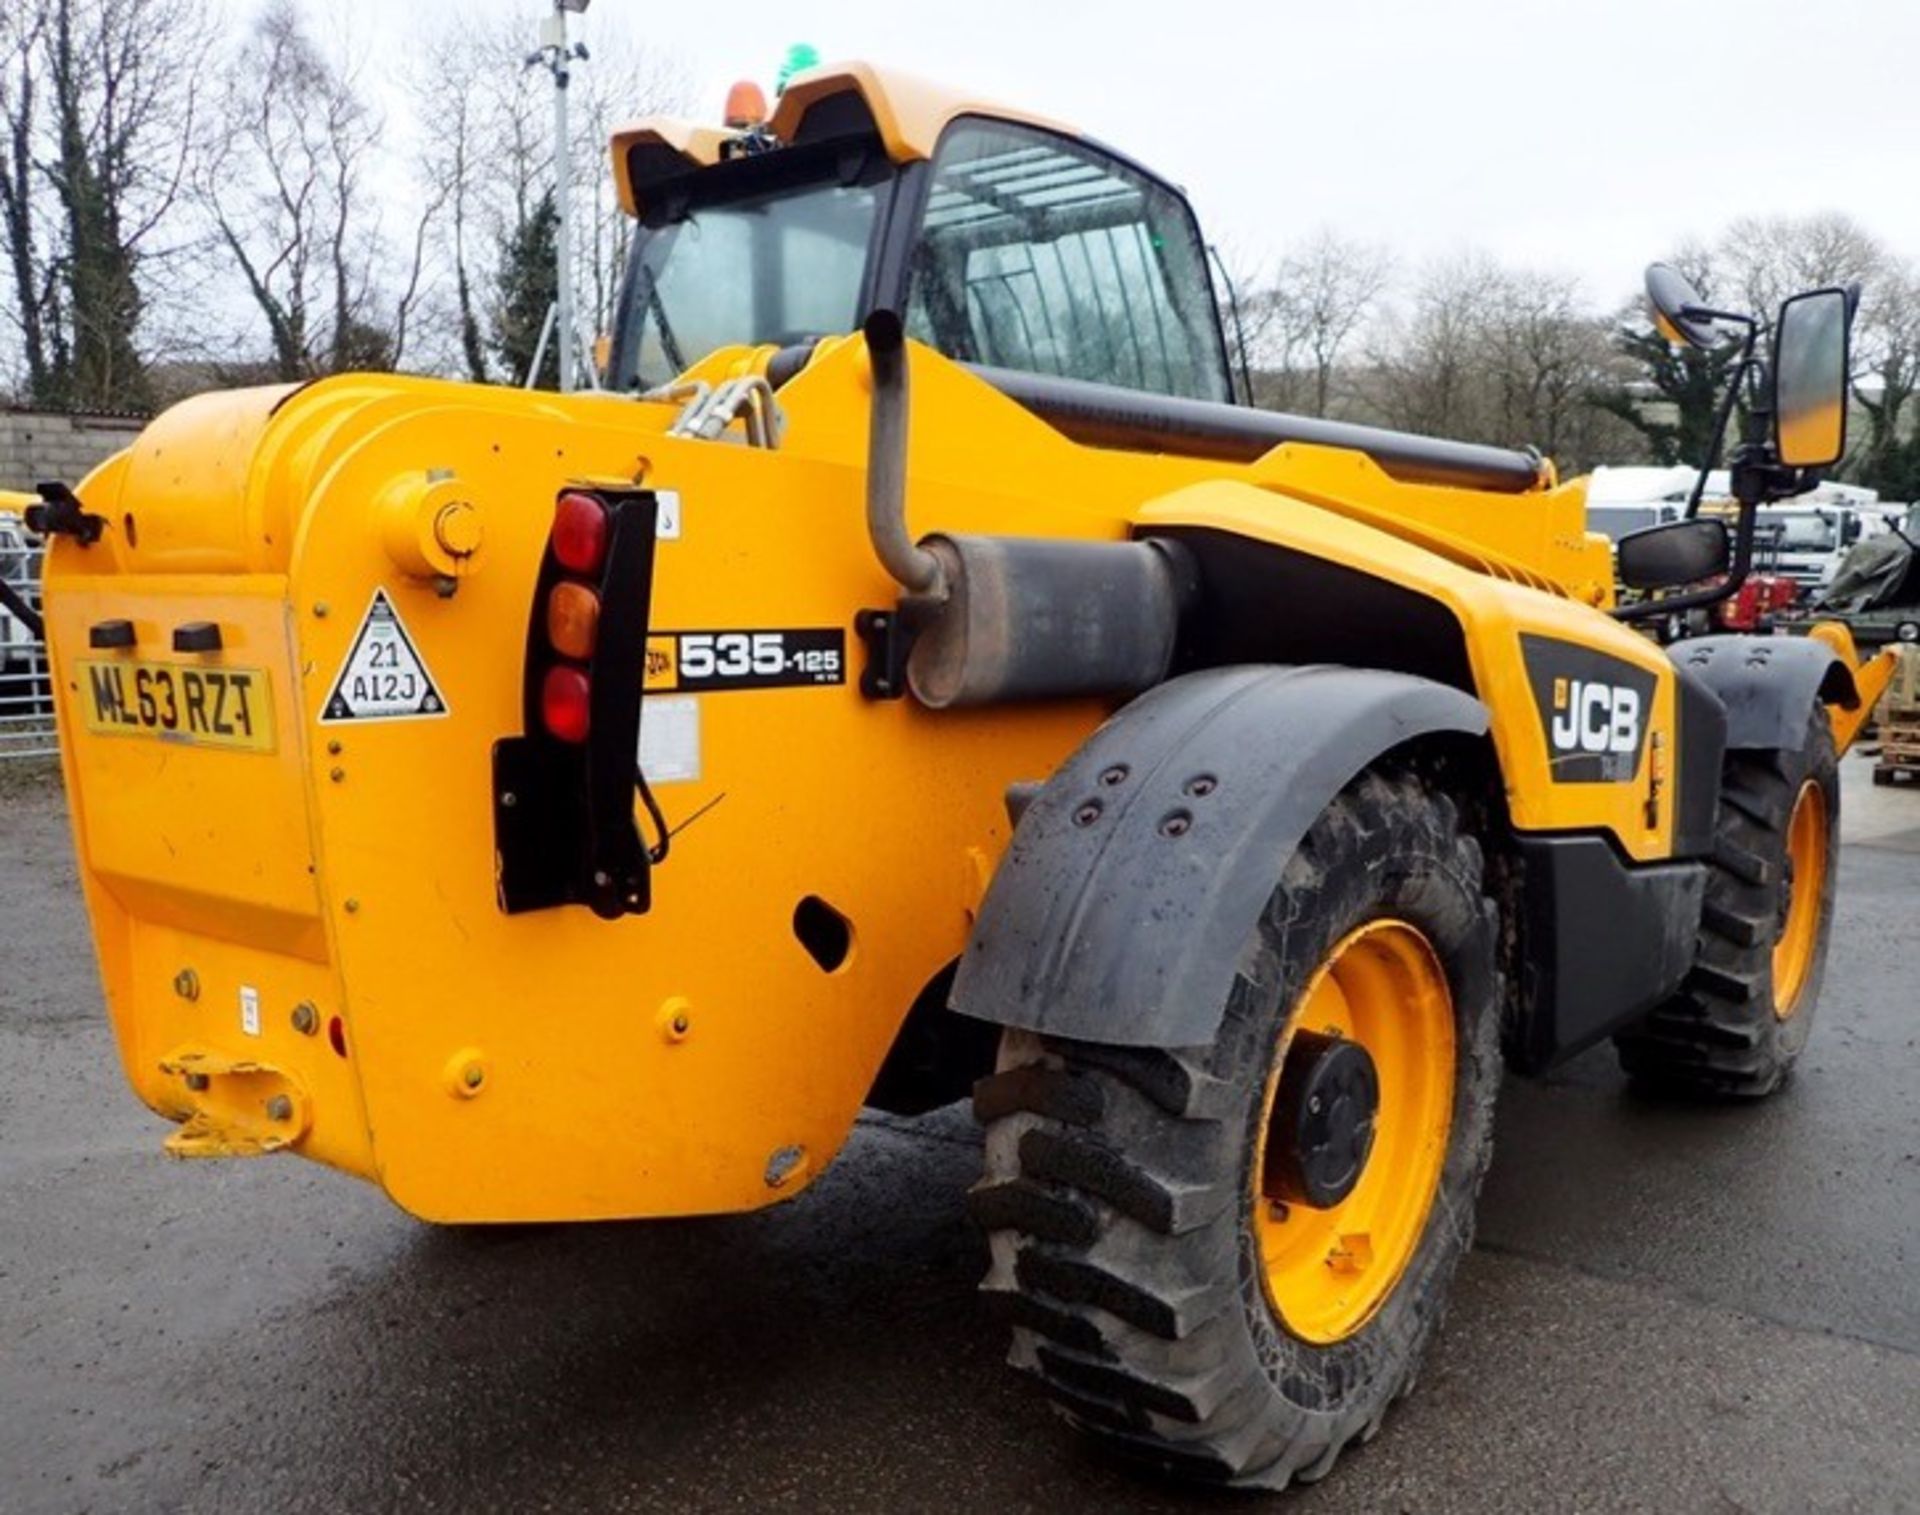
1522 635 1657 784
1550 678 1642 757
643 637 678 691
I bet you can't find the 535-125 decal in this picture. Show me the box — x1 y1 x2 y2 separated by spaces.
645 629 846 693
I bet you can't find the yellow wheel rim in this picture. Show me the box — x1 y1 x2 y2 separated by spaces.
1252 919 1455 1346
1773 780 1829 1018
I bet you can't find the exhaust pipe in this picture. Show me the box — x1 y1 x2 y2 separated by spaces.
859 310 1189 709
863 310 945 599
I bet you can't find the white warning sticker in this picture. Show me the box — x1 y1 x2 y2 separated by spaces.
655 489 682 541
639 695 700 782
320 589 448 724
239 985 261 1037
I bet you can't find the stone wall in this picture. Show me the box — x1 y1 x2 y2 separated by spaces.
0 409 147 493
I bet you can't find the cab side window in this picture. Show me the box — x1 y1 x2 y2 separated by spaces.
906 119 1229 403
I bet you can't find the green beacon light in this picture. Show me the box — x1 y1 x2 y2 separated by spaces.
776 43 820 95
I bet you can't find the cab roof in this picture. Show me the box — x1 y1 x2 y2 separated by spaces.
608 60 1077 218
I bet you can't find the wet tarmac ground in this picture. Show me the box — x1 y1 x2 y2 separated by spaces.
3 757 1917 1513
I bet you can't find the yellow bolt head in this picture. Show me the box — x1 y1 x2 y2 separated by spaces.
657 997 693 1043
444 1049 489 1099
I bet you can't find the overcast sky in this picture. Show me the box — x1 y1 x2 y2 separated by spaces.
330 0 1920 302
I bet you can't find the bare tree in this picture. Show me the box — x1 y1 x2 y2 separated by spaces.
45 0 206 409
1851 259 1920 492
1716 212 1883 324
569 34 692 339
1287 228 1391 417
1364 253 1503 439
0 6 58 402
200 0 436 381
1479 270 1637 469
404 13 690 386
1241 228 1391 417
410 29 497 382
0 0 205 410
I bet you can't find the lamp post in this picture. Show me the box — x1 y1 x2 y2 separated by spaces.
528 0 591 392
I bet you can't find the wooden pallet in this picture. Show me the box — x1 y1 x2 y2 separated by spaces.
1874 711 1920 785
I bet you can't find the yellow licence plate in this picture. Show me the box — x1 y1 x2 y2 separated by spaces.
77 658 275 752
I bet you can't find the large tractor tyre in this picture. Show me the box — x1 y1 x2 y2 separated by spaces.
1616 703 1839 1097
969 768 1502 1489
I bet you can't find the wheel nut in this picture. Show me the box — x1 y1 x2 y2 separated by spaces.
173 968 200 1002
291 1002 319 1036
1184 774 1217 797
1099 764 1129 787
1073 801 1103 827
265 1094 294 1122
1159 810 1192 838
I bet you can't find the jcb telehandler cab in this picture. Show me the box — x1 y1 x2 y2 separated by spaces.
30 62 1896 1491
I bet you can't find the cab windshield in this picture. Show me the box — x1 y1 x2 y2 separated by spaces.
610 118 1229 404
614 163 883 393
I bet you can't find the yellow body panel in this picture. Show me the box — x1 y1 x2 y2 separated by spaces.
1138 476 1678 858
43 339 1719 1222
1805 620 1897 753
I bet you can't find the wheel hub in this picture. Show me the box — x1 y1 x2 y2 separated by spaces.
1263 1030 1379 1209
1252 917 1456 1346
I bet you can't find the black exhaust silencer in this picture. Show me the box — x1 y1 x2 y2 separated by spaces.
906 532 1193 709
860 308 1190 710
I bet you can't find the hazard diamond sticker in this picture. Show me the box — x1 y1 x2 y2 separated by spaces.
320 589 448 723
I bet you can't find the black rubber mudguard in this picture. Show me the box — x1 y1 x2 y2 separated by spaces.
1670 635 1857 752
950 664 1488 1048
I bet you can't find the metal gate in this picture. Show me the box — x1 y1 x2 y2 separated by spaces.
1 525 53 761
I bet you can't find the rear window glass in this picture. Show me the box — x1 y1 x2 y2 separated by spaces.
906 119 1228 403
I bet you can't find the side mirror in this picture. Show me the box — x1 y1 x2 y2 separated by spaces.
1645 262 1719 349
1773 287 1851 469
1616 518 1731 591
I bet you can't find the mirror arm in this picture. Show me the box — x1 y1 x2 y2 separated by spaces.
1620 328 1764 627
1685 363 1746 519
1684 331 1759 521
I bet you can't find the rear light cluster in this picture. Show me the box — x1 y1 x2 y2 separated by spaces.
497 484 661 919
539 491 610 742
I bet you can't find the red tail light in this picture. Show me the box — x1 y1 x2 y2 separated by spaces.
546 582 600 660
552 492 609 575
541 665 592 743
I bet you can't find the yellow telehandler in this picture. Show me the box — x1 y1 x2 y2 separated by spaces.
25 62 1896 1490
